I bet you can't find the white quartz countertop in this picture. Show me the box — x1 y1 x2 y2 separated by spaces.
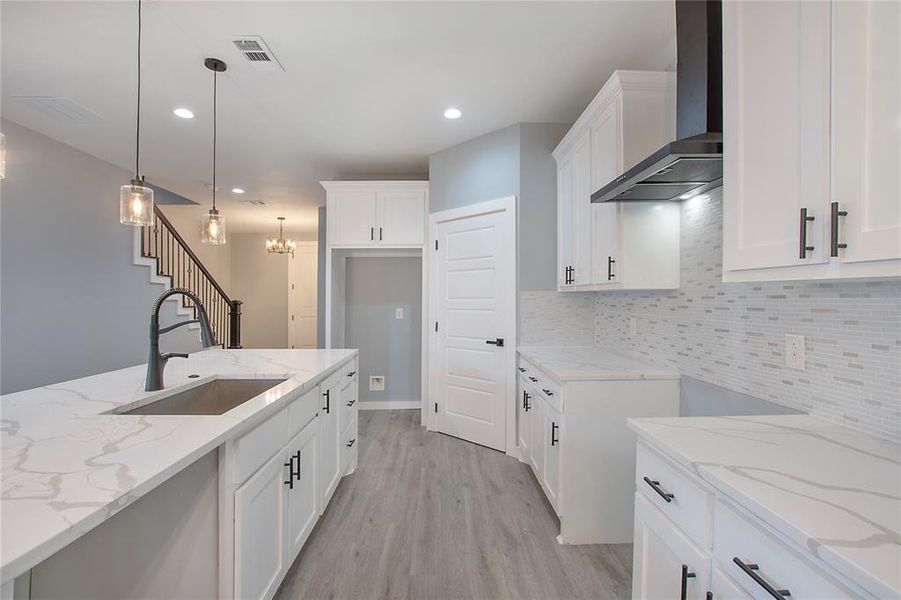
629 415 901 598
0 348 357 583
517 346 680 382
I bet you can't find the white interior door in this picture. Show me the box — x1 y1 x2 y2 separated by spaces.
430 197 516 452
288 242 318 349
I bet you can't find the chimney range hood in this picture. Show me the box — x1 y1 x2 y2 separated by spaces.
592 0 723 203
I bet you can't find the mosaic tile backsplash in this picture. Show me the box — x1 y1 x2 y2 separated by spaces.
520 291 595 347
594 188 900 442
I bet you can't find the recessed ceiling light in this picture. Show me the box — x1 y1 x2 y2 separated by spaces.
231 188 245 194
444 107 462 120
173 107 194 119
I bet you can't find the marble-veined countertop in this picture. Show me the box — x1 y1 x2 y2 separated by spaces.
517 346 680 382
629 414 901 598
0 348 357 583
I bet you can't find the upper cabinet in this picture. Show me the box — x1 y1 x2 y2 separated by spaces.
554 71 681 292
723 0 901 282
322 181 429 247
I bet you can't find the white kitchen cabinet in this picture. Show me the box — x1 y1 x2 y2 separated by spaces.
318 372 341 513
516 351 679 544
633 493 711 600
234 450 288 600
322 181 428 248
285 421 319 559
554 71 680 292
723 0 901 282
710 568 750 599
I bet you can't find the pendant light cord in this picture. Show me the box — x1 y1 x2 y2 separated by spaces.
135 0 142 179
212 69 218 211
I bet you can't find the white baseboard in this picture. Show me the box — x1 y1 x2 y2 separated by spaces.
358 400 420 411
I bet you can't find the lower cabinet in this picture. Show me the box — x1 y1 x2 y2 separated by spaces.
223 356 359 600
516 376 532 461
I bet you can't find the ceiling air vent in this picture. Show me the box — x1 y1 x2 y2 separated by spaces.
239 199 269 207
231 37 284 72
12 96 102 123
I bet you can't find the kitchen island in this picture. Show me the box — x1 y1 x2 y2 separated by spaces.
1 348 359 599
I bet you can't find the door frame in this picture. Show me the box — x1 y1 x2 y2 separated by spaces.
427 196 517 455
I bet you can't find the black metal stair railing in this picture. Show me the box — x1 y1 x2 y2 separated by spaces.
140 205 242 349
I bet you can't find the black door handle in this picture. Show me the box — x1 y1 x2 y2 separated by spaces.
323 389 330 414
680 565 696 600
485 338 504 347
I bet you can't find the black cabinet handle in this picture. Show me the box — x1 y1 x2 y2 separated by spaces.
680 565 696 600
799 208 815 259
346 438 356 447
370 227 374 241
293 450 301 481
379 227 383 241
346 398 356 407
347 370 356 377
518 367 526 373
550 422 559 446
323 389 330 414
523 390 532 412
706 593 713 600
542 388 554 397
733 558 791 598
485 338 504 347
284 456 295 489
643 476 675 502
607 256 616 280
528 376 538 383
830 201 848 257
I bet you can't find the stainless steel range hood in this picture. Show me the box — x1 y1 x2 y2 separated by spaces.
592 0 723 203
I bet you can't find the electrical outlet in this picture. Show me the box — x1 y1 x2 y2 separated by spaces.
395 307 404 320
369 376 385 392
628 316 638 336
785 334 805 370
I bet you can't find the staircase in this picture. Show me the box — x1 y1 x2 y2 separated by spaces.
132 205 242 348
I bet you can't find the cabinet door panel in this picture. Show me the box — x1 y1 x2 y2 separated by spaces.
572 130 593 286
234 452 287 600
722 1 830 272
377 190 426 245
329 190 376 246
285 421 319 558
832 0 901 264
542 404 561 512
529 390 546 479
318 381 341 513
633 493 710 600
557 157 574 289
517 379 531 460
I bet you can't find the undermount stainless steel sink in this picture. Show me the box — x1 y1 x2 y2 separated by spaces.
118 378 287 416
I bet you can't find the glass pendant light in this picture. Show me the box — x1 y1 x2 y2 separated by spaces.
201 57 227 245
120 0 154 226
266 217 297 256
0 132 6 180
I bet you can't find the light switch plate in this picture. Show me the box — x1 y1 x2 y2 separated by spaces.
395 307 404 320
369 376 385 392
785 334 805 370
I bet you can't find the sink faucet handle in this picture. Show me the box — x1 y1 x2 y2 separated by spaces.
161 352 189 361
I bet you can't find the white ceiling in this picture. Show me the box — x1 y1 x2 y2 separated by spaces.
1 1 675 233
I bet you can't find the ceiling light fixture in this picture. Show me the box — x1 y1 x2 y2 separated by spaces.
201 58 227 245
444 107 462 120
173 107 194 119
231 187 244 194
266 217 296 256
0 132 5 180
119 0 153 227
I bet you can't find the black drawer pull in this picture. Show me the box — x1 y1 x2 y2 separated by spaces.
523 390 531 412
347 370 356 377
733 558 791 598
680 564 696 600
346 438 356 447
607 256 616 280
550 422 559 446
485 338 504 347
518 367 526 373
643 476 674 502
542 388 554 396
528 376 538 383
346 398 356 407
323 389 330 414
283 455 296 489
293 450 301 481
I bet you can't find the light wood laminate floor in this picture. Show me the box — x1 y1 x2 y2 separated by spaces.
274 410 632 600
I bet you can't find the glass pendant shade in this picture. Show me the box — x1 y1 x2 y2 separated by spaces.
201 208 226 244
119 179 154 226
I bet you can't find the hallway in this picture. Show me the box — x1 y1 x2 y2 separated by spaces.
275 410 632 600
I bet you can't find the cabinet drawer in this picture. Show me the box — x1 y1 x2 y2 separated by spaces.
711 567 752 599
339 358 358 391
339 381 357 433
340 417 357 474
714 499 860 599
636 442 713 549
288 386 320 438
234 406 290 485
535 376 562 413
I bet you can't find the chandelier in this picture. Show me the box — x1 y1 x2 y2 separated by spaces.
266 217 296 256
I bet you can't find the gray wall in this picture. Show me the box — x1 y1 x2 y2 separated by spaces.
344 257 421 403
0 120 197 394
229 233 290 349
428 124 521 214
